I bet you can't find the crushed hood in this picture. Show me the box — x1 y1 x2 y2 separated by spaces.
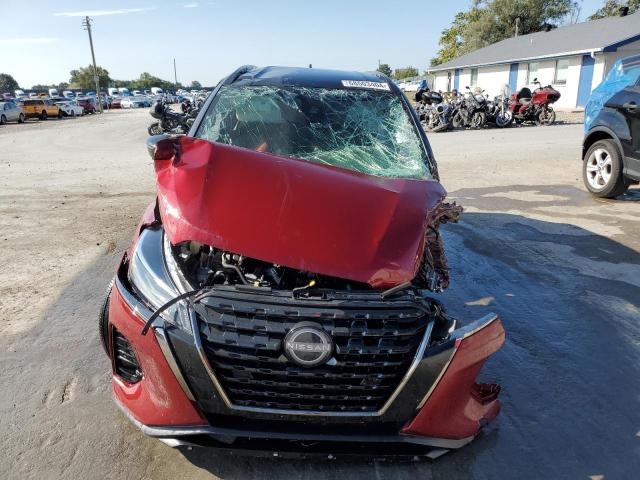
155 137 446 289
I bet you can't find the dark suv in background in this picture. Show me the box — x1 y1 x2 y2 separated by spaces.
582 54 640 198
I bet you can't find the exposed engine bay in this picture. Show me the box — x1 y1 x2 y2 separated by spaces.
170 201 463 293
171 241 371 291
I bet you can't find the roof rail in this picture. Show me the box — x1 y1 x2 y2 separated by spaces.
223 65 258 85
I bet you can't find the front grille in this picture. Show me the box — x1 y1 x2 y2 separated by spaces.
194 288 434 413
112 328 143 383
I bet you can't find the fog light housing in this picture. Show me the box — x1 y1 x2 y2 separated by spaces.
112 327 143 383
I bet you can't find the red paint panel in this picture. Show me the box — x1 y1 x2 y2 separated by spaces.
155 137 446 289
109 286 207 427
402 317 505 439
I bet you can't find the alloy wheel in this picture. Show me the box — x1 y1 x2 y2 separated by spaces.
585 148 612 189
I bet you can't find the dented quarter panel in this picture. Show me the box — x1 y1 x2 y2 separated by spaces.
155 137 446 289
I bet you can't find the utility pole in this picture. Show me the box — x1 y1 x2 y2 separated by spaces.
173 58 178 86
82 16 103 113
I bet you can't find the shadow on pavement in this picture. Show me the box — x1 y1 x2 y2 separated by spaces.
618 187 640 202
176 212 640 480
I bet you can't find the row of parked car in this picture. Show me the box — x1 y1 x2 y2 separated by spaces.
0 96 98 124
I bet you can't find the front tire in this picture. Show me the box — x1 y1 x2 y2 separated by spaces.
495 111 513 128
40 111 48 120
99 281 113 356
18 113 25 123
0 115 6 125
582 139 627 198
452 112 465 129
537 106 556 126
471 111 486 129
148 122 163 136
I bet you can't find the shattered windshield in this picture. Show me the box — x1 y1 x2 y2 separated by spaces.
196 85 431 179
585 55 640 132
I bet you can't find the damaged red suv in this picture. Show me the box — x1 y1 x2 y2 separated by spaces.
101 66 504 458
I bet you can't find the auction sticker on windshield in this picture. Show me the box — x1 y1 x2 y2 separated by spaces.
341 80 390 91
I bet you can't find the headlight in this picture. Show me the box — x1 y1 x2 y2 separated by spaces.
128 227 192 333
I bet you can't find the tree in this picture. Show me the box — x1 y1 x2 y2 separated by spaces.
430 10 476 66
69 65 112 90
588 0 639 19
431 0 578 66
57 82 69 91
393 67 419 80
376 64 392 77
190 80 202 89
127 72 178 90
0 73 19 92
31 84 54 92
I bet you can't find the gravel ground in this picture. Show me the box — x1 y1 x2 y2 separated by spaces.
0 109 638 479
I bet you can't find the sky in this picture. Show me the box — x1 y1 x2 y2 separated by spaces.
0 0 606 89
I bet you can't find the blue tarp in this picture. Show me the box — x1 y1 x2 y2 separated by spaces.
584 54 640 132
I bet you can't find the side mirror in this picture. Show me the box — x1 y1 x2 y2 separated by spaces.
146 135 180 163
465 86 470 90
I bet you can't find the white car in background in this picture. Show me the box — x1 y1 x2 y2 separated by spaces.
404 81 420 92
56 100 84 117
120 96 151 108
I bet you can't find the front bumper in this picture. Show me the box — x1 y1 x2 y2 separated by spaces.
107 242 504 457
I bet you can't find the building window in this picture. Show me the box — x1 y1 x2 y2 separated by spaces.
554 58 569 85
527 62 539 84
470 68 478 87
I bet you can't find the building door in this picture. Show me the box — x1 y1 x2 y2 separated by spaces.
509 63 519 93
454 69 460 91
577 55 595 107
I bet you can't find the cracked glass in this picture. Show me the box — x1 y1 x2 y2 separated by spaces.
196 85 431 179
585 55 640 132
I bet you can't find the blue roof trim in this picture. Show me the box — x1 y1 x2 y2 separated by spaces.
232 66 391 89
603 34 640 53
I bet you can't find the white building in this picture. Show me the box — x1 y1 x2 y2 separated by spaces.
427 11 640 109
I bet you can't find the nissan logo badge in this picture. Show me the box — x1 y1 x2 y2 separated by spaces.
283 324 333 367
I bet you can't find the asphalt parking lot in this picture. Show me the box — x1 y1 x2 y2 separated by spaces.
1 109 639 479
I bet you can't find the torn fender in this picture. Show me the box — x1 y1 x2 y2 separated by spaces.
154 137 446 289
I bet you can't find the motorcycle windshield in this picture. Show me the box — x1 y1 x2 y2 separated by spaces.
585 55 640 132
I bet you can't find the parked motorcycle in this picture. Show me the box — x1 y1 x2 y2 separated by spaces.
485 88 514 128
451 87 487 129
148 98 195 135
415 89 453 132
509 78 560 125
